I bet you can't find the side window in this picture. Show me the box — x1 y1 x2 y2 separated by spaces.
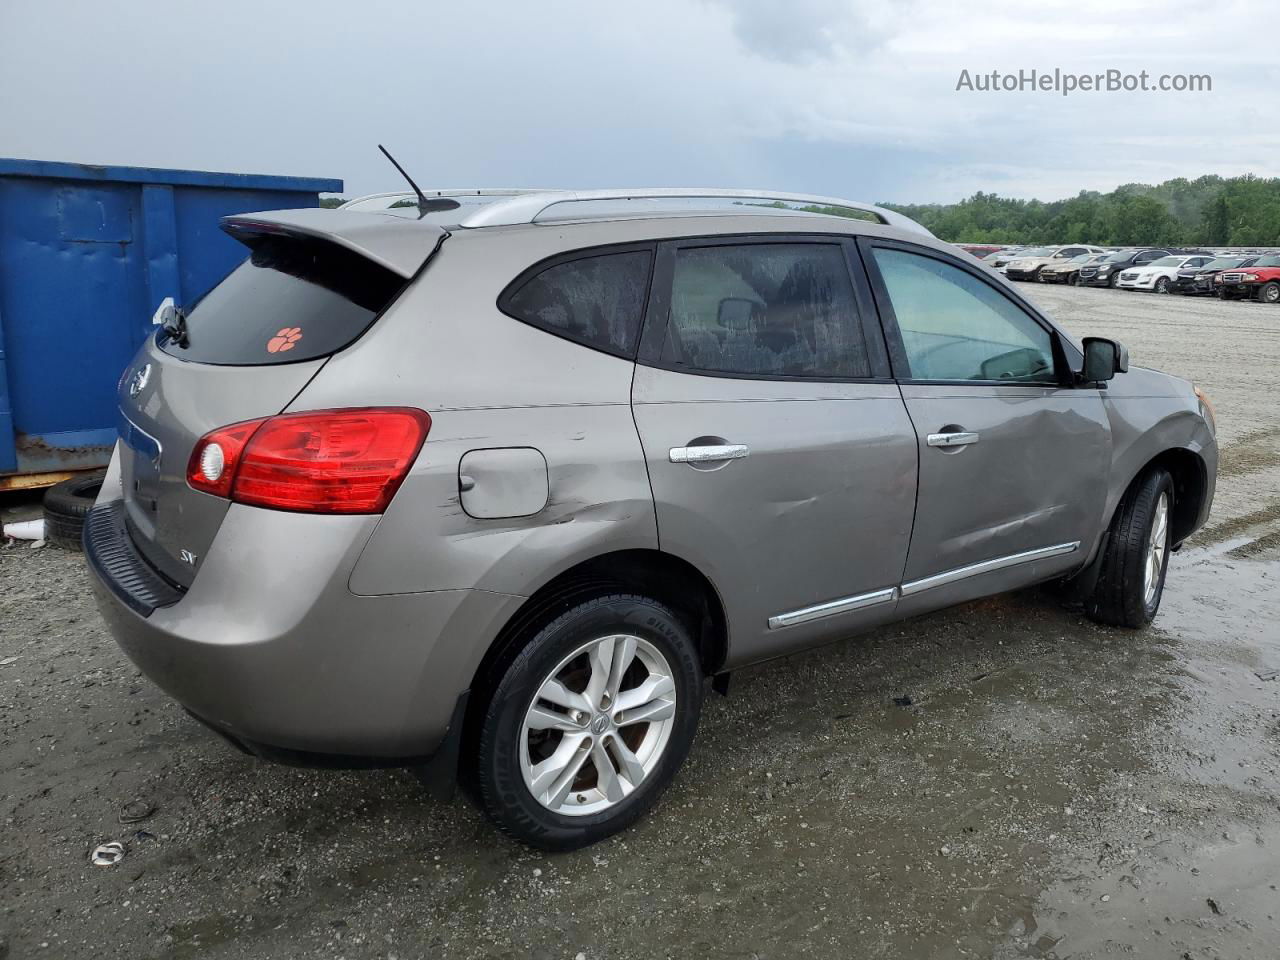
871 247 1056 383
660 243 870 379
501 249 652 357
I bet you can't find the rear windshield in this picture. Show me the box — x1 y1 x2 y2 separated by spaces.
158 234 406 365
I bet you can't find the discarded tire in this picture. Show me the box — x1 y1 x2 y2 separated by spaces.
42 471 106 551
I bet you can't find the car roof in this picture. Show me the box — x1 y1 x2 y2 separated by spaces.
338 187 935 237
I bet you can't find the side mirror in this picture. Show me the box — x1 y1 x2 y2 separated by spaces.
1081 337 1129 382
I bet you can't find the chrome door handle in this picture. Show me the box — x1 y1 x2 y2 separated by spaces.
927 431 980 448
669 444 750 464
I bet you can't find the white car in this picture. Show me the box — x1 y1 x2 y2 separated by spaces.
1116 254 1217 293
1004 245 1106 281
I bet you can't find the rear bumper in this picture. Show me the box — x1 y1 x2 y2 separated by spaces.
85 497 524 760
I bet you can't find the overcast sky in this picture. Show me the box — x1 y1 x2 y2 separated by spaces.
2 0 1277 205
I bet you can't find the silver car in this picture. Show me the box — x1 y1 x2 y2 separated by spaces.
86 189 1218 850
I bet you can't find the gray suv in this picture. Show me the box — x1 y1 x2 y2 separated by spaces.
86 189 1218 850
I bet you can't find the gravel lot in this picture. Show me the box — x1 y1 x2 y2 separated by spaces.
3 284 1279 960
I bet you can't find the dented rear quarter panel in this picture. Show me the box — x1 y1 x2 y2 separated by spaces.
286 227 660 600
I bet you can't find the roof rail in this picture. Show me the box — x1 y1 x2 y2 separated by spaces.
338 188 561 210
456 188 934 236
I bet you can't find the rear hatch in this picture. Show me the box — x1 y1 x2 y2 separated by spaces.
116 209 444 587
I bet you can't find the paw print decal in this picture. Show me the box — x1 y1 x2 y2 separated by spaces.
267 327 303 354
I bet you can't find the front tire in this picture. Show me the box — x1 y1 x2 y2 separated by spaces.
473 594 703 850
1154 276 1171 294
1259 281 1280 304
1085 469 1174 628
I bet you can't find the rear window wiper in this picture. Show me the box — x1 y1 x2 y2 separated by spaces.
159 302 189 347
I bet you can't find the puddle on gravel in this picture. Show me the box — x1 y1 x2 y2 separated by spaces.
984 536 1280 959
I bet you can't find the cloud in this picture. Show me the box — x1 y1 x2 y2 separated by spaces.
1 0 1276 205
705 0 901 64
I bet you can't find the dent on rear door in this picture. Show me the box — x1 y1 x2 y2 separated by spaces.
632 367 919 667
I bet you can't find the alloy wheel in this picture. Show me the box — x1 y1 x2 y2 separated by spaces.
519 634 677 816
1144 492 1169 608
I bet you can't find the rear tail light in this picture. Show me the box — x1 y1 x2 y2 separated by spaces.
187 408 431 513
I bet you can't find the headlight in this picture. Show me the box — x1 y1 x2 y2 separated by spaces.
1242 273 1260 281
1097 265 1111 273
1194 386 1216 434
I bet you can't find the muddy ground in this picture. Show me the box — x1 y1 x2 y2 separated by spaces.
2 284 1278 960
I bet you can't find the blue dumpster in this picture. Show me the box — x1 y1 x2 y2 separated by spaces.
0 158 343 486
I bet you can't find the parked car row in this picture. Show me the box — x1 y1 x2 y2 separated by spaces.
958 243 1280 302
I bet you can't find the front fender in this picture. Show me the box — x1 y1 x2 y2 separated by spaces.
1097 370 1217 549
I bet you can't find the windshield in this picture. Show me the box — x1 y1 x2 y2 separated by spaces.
1100 251 1134 263
1203 257 1243 270
1066 254 1093 264
1148 256 1183 267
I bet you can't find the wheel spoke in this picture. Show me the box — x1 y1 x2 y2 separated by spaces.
617 695 676 727
584 638 616 706
615 673 674 713
591 740 625 802
605 636 637 702
609 735 647 786
537 677 590 713
526 704 583 732
531 733 592 808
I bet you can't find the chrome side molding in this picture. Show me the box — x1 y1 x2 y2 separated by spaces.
899 541 1080 597
766 541 1081 629
767 587 897 630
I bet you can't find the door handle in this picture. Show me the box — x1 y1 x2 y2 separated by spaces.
927 431 980 448
669 444 750 464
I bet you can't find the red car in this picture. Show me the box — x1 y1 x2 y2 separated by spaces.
1215 254 1280 303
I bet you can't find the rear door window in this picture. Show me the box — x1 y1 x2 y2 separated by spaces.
159 234 406 365
659 242 870 379
500 248 654 358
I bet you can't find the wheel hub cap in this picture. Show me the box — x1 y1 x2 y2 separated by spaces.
519 633 678 817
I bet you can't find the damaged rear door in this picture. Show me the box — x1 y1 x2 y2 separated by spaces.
631 235 918 665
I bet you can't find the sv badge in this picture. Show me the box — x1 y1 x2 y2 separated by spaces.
179 549 198 567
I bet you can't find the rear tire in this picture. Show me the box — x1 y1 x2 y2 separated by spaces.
1085 469 1174 628
473 594 703 850
42 470 106 551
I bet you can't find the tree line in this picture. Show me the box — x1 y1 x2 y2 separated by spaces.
880 174 1280 247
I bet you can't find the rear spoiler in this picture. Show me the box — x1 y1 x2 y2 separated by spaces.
222 208 446 279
